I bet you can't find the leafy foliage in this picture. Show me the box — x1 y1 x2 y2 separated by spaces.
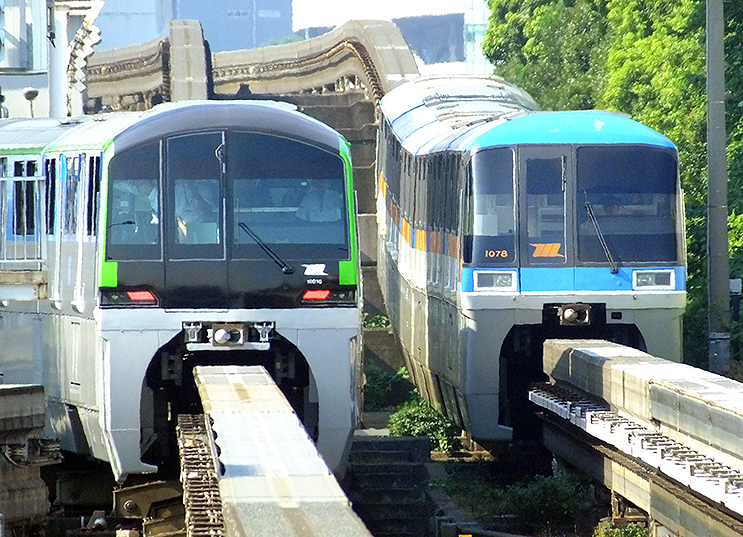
362 313 391 329
593 521 649 537
484 0 609 110
363 366 413 411
440 465 593 534
387 397 460 452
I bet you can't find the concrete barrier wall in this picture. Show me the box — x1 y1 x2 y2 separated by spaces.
0 384 48 525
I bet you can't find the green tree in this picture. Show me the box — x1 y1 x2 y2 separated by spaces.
484 0 609 110
599 0 710 366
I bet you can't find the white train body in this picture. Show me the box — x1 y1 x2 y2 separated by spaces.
0 101 363 482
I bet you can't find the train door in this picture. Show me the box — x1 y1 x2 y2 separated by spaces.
164 132 227 307
61 154 82 310
518 146 574 291
72 154 100 312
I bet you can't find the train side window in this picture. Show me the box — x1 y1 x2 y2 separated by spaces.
45 159 56 233
13 160 37 236
445 154 458 232
64 156 79 235
87 156 101 236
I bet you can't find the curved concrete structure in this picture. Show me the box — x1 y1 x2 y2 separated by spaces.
86 19 419 112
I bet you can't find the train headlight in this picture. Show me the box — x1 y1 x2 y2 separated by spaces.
557 303 591 326
474 270 517 292
213 328 240 345
633 270 674 290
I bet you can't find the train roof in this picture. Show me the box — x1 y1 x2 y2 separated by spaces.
380 76 676 155
0 100 347 158
0 117 88 155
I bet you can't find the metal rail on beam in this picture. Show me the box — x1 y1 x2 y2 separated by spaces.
535 340 743 536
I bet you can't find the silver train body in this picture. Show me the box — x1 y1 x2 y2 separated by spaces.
0 101 362 482
375 76 686 441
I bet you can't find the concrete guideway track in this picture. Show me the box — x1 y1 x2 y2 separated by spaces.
535 339 743 536
191 365 373 537
532 383 743 537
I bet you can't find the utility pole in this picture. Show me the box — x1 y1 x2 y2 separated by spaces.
707 0 730 373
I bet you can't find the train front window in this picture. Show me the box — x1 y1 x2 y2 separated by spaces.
107 142 161 260
524 155 566 264
229 132 349 260
576 146 678 263
168 133 223 250
465 148 515 265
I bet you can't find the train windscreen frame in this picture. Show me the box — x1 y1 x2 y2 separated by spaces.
576 145 679 264
228 131 350 262
105 132 351 263
106 141 162 261
464 147 516 265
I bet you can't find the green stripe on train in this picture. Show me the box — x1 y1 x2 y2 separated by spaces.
339 139 358 286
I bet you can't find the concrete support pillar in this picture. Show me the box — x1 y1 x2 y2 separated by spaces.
49 7 70 118
168 20 208 101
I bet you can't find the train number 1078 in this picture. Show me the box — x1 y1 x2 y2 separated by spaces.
484 250 509 258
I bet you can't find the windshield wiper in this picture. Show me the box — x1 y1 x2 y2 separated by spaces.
110 220 135 227
585 201 618 274
238 222 294 274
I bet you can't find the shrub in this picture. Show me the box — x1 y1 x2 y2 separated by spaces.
363 314 391 328
594 521 648 537
363 366 413 411
504 473 589 533
387 397 459 452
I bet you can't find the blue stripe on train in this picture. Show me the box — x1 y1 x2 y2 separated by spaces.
462 266 686 293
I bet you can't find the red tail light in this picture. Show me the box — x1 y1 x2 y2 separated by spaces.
126 290 157 302
303 289 331 300
100 288 159 307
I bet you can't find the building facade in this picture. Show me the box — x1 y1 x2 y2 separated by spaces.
0 0 101 118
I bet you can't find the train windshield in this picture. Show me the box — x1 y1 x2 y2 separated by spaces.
576 145 679 263
229 132 348 261
106 132 349 262
107 141 161 260
466 148 516 264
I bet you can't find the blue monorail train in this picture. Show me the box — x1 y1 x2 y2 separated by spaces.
0 100 362 482
375 76 686 440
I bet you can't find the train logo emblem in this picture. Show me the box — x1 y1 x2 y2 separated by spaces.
302 264 328 276
530 243 564 258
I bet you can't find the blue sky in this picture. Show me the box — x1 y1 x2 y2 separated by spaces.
291 0 464 31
